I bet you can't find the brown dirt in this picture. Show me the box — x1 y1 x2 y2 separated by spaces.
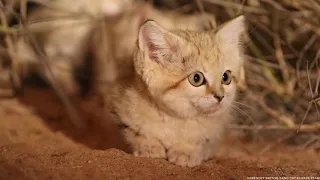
0 86 319 180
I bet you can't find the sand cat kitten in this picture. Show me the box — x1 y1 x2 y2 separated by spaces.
106 15 246 167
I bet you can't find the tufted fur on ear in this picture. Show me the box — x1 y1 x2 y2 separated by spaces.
138 20 185 66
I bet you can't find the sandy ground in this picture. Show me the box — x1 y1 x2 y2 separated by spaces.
0 86 319 180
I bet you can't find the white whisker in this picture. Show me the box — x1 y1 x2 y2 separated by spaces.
227 106 246 124
233 100 254 110
230 104 256 125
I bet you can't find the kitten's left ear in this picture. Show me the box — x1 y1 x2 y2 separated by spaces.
215 15 246 47
138 20 184 65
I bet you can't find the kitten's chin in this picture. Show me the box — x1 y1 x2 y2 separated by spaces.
201 105 221 116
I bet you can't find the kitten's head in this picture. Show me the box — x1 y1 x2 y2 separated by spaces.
134 16 246 118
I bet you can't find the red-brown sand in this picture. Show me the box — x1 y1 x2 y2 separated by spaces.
0 86 319 180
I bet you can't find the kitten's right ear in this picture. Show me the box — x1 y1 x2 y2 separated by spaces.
138 20 183 65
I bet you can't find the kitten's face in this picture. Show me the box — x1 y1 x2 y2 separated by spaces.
135 16 246 118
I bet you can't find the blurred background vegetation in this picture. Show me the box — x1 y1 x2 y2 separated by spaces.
0 0 319 150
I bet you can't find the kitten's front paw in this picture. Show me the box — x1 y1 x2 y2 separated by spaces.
167 143 204 167
124 129 166 159
133 141 166 159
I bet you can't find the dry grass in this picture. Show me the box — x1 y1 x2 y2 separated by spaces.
0 0 319 149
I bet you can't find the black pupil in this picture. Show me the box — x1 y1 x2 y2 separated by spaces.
223 73 228 81
194 73 200 83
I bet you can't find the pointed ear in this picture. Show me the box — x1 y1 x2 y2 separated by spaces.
138 20 184 65
215 15 246 47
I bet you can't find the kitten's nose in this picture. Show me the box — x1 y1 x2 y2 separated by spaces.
214 95 224 102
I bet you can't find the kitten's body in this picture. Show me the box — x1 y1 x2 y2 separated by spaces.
106 16 246 167
108 77 231 166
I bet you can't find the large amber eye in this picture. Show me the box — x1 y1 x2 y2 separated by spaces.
222 70 232 85
188 72 206 87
